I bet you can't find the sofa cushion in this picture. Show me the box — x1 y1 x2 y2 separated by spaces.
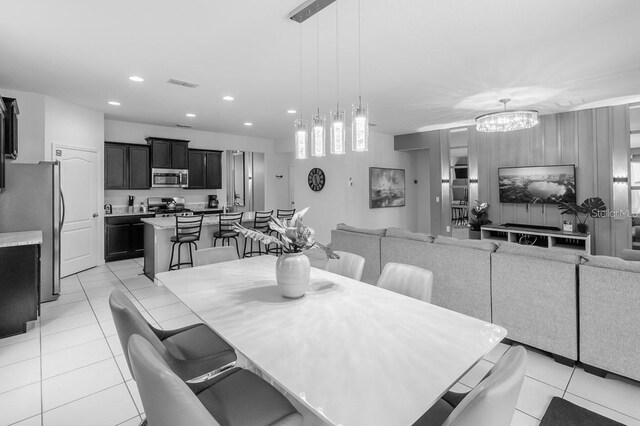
433 236 498 252
385 227 435 243
336 223 386 237
582 255 640 274
496 242 580 264
620 249 640 262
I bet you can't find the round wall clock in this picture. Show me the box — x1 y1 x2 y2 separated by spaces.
308 168 326 191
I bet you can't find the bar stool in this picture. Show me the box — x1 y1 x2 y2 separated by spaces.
169 215 204 270
243 210 273 258
213 212 244 259
269 208 295 255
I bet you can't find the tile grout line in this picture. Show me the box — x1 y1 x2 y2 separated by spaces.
562 365 577 398
563 389 640 422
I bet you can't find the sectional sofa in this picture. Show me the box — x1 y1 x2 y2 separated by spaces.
330 223 640 381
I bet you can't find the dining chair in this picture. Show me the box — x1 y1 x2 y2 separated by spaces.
243 210 274 257
128 334 303 426
193 246 239 267
413 346 527 426
169 214 204 270
325 250 366 281
213 212 244 258
269 208 296 255
377 262 434 303
109 290 236 384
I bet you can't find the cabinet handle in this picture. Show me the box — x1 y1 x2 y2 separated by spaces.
93 213 99 218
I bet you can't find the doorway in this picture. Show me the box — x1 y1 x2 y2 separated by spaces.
55 145 99 276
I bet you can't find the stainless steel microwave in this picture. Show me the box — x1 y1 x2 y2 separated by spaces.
151 168 189 188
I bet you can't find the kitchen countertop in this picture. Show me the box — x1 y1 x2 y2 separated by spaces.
0 230 43 248
142 211 256 229
105 210 154 218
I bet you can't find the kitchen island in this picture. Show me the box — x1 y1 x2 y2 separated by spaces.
142 212 258 279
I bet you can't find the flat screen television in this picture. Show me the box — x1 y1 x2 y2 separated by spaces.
498 164 576 204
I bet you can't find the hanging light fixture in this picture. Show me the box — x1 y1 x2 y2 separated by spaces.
352 0 369 152
311 2 326 157
294 25 308 159
330 1 345 155
476 98 538 132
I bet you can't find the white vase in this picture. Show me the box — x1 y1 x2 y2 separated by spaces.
275 252 310 299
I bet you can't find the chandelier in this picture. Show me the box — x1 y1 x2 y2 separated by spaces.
476 98 538 132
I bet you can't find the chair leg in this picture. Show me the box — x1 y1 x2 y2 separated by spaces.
169 242 177 270
243 236 248 258
177 242 182 270
234 237 240 258
213 237 217 247
188 242 194 267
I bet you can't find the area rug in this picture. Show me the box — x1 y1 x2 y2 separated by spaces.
540 397 625 426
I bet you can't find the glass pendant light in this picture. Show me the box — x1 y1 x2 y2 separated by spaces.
294 24 308 159
351 0 369 152
476 98 538 132
294 119 308 159
330 2 346 155
311 4 326 157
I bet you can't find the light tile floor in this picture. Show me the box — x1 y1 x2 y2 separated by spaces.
1 257 640 425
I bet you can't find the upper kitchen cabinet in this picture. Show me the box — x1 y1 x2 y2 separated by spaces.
187 149 222 189
105 142 150 190
2 97 19 160
145 137 189 169
128 145 151 189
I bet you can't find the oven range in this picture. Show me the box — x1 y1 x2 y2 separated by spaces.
147 196 194 217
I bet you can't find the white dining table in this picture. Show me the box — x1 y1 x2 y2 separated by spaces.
155 256 507 426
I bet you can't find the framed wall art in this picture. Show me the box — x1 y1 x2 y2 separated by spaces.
369 167 406 208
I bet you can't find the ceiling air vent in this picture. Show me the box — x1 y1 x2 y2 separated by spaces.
176 124 192 128
167 78 199 89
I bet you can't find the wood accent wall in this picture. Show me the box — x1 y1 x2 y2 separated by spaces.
395 105 631 256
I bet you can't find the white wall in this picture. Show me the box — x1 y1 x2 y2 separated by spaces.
287 131 419 244
0 88 46 163
265 152 293 212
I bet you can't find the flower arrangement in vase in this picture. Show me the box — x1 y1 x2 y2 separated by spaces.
234 208 338 298
558 197 607 234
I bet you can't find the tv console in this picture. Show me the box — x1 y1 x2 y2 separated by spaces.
481 224 591 254
501 223 562 232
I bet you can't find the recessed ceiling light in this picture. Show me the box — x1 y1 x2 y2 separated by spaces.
186 113 196 118
129 76 144 82
287 109 297 114
108 101 121 106
244 122 253 126
222 95 234 101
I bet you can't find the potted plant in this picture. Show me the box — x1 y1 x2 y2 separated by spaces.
468 201 492 239
558 197 607 234
234 208 338 298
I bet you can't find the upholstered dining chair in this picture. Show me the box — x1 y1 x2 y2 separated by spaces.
193 246 239 267
128 335 303 426
325 251 366 281
413 346 527 426
377 262 434 303
109 290 236 383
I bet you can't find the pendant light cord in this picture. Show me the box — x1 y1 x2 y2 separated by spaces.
358 0 362 106
336 0 339 111
299 24 303 120
316 0 320 116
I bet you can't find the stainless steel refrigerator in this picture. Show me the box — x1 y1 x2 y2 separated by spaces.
0 161 62 302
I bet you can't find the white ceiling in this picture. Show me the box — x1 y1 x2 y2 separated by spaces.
1 0 639 142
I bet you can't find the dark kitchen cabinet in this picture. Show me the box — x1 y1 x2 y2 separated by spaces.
105 143 127 189
171 141 189 169
146 137 190 169
0 244 40 338
188 150 206 189
128 145 151 189
105 214 154 261
2 97 18 160
187 149 222 189
206 151 222 189
0 98 6 192
105 142 150 190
